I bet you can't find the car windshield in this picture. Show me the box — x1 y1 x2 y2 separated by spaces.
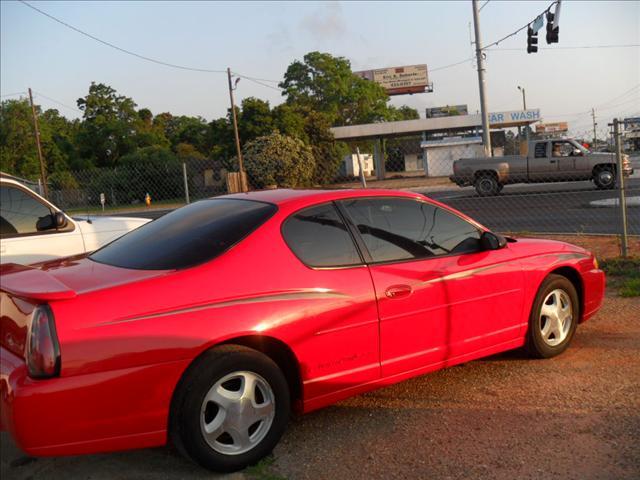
90 198 277 270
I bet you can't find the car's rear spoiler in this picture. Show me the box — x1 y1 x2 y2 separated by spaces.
0 263 76 301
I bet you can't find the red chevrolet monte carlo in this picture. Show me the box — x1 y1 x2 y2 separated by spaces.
0 189 605 472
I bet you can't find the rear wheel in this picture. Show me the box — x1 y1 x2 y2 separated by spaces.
593 166 616 189
474 173 500 196
526 274 579 358
170 345 290 472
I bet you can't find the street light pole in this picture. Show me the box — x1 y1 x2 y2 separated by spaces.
472 0 492 157
517 85 527 110
517 85 529 151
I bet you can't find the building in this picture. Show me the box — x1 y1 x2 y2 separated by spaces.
341 153 375 177
331 109 541 179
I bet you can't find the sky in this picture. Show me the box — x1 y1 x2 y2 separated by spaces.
1 0 639 135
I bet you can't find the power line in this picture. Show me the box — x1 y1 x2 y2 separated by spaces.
233 73 284 92
479 1 491 12
19 0 226 74
32 91 84 113
1 91 27 98
482 1 558 50
431 57 474 72
488 44 640 51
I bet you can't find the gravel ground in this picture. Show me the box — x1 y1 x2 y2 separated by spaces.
2 292 639 480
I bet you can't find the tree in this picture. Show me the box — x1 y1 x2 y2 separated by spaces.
0 99 41 178
239 97 275 143
279 51 391 126
387 105 420 121
243 132 315 188
76 82 141 167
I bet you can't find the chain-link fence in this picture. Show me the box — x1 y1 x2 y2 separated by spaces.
44 122 637 256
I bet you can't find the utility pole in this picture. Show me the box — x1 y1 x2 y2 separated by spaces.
28 88 48 199
472 0 492 157
591 108 597 150
227 67 247 191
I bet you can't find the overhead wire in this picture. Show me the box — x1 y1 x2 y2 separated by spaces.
32 91 84 113
20 0 227 74
481 0 558 50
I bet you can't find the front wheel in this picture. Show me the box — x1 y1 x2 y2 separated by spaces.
171 345 290 472
526 274 579 358
593 166 616 189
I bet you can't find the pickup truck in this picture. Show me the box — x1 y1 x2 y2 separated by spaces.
450 137 633 196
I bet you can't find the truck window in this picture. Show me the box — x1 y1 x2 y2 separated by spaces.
534 142 547 158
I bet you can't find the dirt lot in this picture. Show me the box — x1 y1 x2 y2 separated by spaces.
2 236 638 479
1 288 638 480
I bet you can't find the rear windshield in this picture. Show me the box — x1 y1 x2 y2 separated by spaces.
90 199 277 270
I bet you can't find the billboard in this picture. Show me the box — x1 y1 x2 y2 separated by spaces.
355 64 430 96
536 122 569 133
426 105 468 118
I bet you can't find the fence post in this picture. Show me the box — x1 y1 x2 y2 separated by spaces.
374 138 385 181
182 162 190 204
355 147 367 188
613 119 628 257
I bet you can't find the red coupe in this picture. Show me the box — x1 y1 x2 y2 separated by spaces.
0 189 605 472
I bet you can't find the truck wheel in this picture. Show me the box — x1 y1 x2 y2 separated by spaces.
474 174 499 196
593 166 616 189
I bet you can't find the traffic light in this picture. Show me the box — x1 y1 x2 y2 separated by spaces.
527 27 538 54
546 11 559 44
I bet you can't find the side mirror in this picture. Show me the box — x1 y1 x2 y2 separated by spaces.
54 212 68 228
36 212 68 231
572 149 583 156
480 231 507 251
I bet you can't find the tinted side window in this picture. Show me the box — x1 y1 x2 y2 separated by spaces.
534 142 548 158
90 199 277 270
282 203 361 268
0 185 52 236
341 198 481 262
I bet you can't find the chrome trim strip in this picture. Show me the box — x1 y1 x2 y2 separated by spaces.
94 289 347 327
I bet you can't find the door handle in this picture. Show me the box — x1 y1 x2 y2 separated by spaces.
385 285 412 299
549 159 557 163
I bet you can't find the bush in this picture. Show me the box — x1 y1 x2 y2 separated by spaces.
243 132 315 189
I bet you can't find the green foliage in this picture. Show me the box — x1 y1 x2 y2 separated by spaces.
601 257 640 297
1 53 421 192
243 132 315 189
279 51 391 126
76 82 142 167
0 99 40 178
240 97 275 142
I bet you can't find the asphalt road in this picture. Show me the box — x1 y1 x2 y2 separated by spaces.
116 177 640 236
421 177 640 235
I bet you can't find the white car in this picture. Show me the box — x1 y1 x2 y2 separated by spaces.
0 175 151 265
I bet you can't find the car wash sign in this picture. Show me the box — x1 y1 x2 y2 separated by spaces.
489 109 541 127
355 64 430 96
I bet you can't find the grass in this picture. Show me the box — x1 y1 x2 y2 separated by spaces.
65 198 186 215
245 455 287 480
601 257 640 297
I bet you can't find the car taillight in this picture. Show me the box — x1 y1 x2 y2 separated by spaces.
26 305 60 379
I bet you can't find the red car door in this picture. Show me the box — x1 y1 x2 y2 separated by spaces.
339 197 525 378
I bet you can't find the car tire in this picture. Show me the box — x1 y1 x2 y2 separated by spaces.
593 166 616 189
526 274 579 359
170 345 290 472
474 174 499 196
